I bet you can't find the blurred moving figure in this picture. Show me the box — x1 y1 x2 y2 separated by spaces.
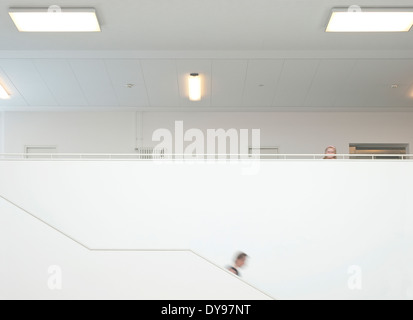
228 252 248 277
324 145 337 159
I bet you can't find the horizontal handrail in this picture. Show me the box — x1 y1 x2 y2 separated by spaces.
0 153 412 161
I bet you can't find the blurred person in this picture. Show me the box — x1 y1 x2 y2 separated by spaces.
324 145 337 159
228 252 248 277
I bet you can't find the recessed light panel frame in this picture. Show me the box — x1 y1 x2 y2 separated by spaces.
9 7 101 32
326 7 413 32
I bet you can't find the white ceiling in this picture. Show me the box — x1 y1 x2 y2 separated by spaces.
1 0 413 51
1 58 413 109
1 0 413 110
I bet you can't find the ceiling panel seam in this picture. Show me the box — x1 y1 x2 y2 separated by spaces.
211 60 215 106
174 59 182 107
241 60 251 107
208 59 212 108
137 59 151 108
271 59 286 107
0 64 29 106
332 59 358 108
303 60 322 107
32 59 60 107
102 59 120 107
67 60 92 106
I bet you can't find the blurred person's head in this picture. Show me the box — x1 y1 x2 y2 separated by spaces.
234 252 248 268
324 146 337 159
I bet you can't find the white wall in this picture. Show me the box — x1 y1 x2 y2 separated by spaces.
3 112 137 154
0 196 269 300
1 160 412 299
141 112 413 154
0 112 4 153
3 111 413 154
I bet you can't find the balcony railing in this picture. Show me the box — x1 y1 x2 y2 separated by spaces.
0 153 412 161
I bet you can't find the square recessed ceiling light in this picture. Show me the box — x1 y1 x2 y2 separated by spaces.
9 7 101 32
326 7 413 32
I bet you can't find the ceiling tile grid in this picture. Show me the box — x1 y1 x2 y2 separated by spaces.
69 59 119 107
272 59 320 107
140 59 181 107
243 59 284 107
104 59 149 107
0 64 28 107
1 58 413 109
304 59 357 108
0 59 57 106
33 59 88 107
211 60 248 107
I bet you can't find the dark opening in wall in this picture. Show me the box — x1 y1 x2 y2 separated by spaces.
349 143 409 160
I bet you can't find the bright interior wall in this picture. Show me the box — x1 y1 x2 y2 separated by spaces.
141 111 413 154
3 111 413 154
0 196 269 300
0 159 412 300
3 111 137 154
0 112 4 153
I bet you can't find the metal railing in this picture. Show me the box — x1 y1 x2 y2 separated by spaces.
0 153 412 161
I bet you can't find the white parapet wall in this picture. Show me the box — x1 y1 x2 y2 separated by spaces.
0 158 412 300
0 191 271 300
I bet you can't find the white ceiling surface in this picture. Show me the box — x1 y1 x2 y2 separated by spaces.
1 58 413 108
0 0 413 109
1 0 413 51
